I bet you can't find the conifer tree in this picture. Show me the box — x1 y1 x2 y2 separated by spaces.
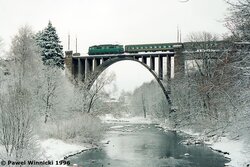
36 21 64 69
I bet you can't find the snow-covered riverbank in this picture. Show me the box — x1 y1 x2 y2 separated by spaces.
36 115 154 167
159 122 250 167
99 114 154 124
100 114 250 167
208 137 250 167
2 116 240 167
40 139 90 167
40 115 249 167
0 139 90 167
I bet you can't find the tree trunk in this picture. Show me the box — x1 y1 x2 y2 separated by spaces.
142 94 146 118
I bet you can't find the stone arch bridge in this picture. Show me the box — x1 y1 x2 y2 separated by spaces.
65 41 232 113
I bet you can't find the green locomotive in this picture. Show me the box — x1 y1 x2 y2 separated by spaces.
88 43 183 55
88 44 124 55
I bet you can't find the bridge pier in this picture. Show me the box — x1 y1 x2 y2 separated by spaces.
167 56 171 80
150 56 155 70
103 57 109 62
96 58 101 67
166 56 171 92
93 58 98 71
85 58 92 78
78 58 84 81
72 58 78 79
142 56 147 64
174 49 185 78
158 55 163 80
65 51 73 76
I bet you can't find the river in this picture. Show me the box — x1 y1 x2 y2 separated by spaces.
68 123 229 167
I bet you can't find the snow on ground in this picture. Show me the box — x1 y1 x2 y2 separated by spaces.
110 125 124 129
158 122 250 167
99 114 154 124
40 139 89 167
209 137 250 167
0 139 88 167
39 115 250 167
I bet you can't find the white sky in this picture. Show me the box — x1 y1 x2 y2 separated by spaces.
0 0 230 94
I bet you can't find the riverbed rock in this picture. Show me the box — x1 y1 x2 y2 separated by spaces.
179 138 203 145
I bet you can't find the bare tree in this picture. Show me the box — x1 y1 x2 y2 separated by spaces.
224 0 250 139
225 0 250 41
168 31 243 134
73 71 116 114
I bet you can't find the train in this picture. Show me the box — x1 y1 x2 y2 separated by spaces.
88 43 183 55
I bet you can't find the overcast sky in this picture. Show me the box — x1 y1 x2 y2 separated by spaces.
0 0 230 94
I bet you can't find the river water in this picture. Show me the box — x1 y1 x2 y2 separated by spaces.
69 123 229 167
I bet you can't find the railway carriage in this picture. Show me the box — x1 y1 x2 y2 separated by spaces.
125 43 183 53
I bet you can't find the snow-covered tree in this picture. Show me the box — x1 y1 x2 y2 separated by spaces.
225 0 250 41
152 32 232 132
36 21 64 69
0 25 41 161
37 66 68 123
224 0 250 140
10 25 41 86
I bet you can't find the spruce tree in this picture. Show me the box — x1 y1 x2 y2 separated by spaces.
36 21 64 69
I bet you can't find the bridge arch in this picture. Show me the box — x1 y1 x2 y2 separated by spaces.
86 57 172 108
65 51 178 113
